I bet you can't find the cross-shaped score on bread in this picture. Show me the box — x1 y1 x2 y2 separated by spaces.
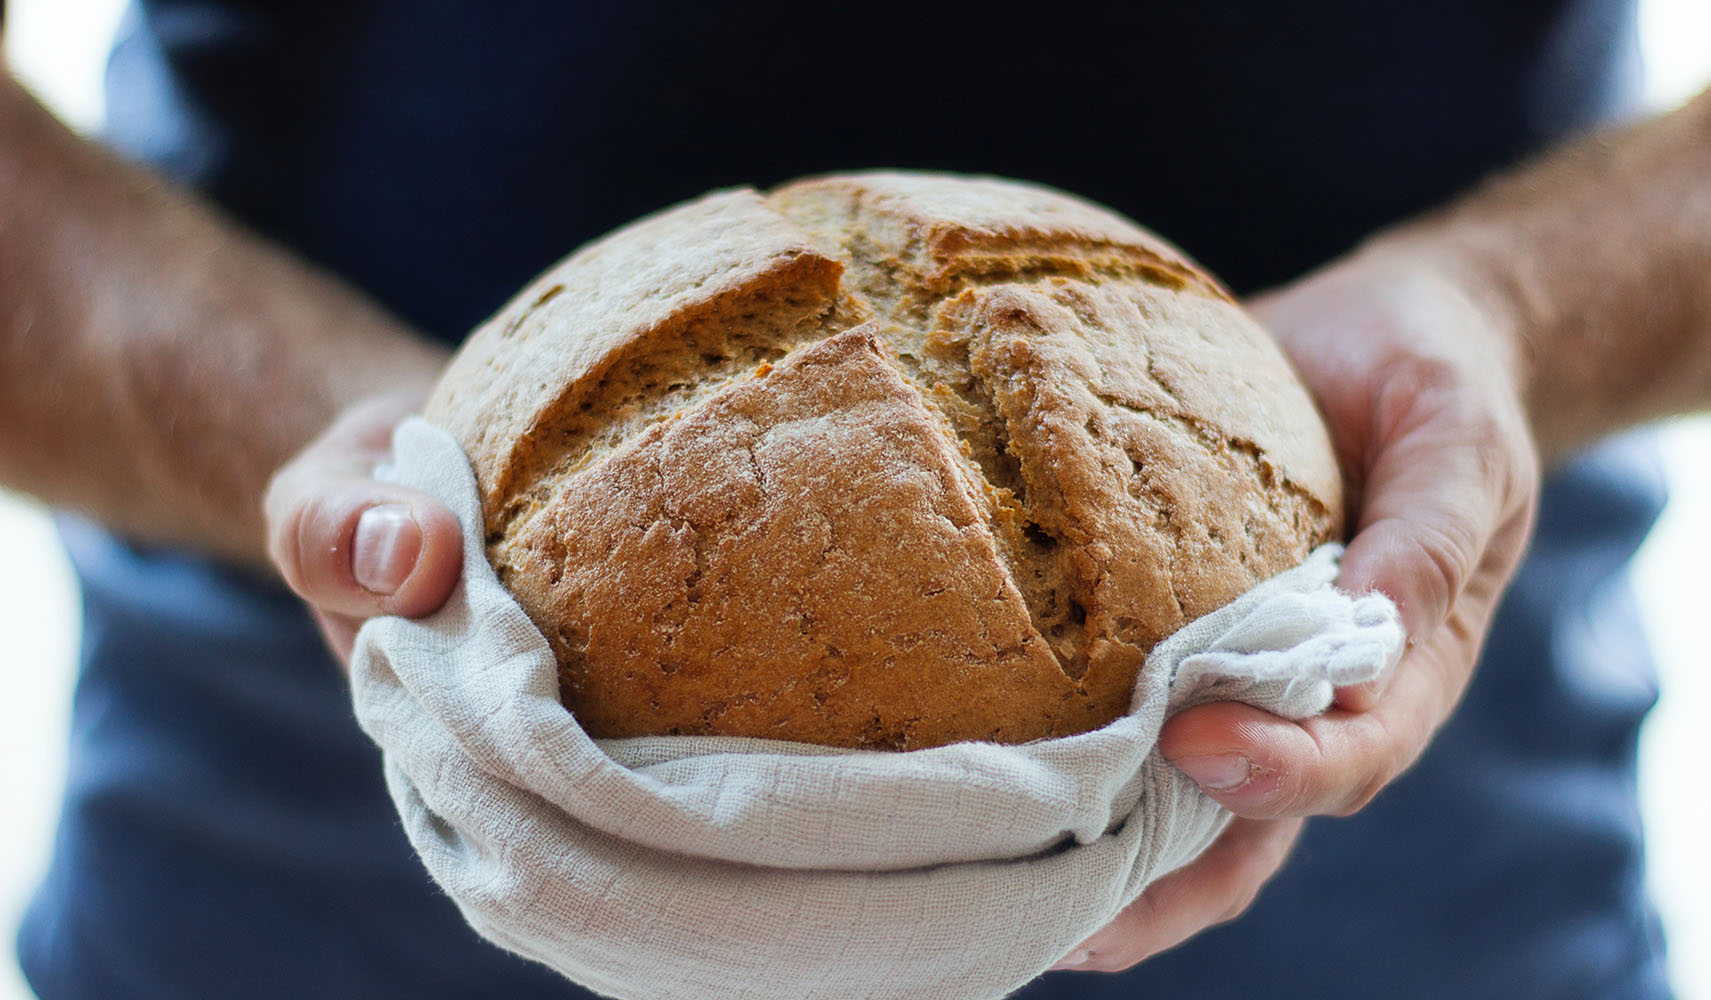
426 172 1342 749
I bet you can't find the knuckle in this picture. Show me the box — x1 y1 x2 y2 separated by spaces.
1332 713 1408 816
1334 771 1389 817
290 498 333 597
1469 418 1513 482
1370 351 1467 439
1270 728 1339 817
295 493 340 558
1286 718 1388 818
1403 517 1478 615
1216 882 1262 924
1270 768 1322 818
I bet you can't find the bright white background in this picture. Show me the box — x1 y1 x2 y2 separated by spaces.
1 2 1708 998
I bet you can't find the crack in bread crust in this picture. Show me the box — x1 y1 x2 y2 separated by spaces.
431 172 1344 749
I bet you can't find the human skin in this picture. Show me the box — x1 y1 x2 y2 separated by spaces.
3 18 1708 974
1069 87 1711 970
1064 243 1541 968
0 60 458 584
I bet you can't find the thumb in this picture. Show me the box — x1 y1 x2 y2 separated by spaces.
267 476 463 620
264 394 464 622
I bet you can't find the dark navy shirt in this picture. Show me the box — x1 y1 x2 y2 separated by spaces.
18 1 1672 996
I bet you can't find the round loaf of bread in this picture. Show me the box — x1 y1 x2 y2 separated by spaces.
424 172 1343 750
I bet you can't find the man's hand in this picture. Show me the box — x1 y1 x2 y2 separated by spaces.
1161 246 1540 808
1056 88 1711 974
1054 242 1540 973
264 392 464 665
1049 817 1305 971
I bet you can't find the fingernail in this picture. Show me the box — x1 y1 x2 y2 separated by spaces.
1049 949 1091 971
1174 754 1252 791
353 504 421 595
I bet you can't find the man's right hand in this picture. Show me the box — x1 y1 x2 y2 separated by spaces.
264 391 464 666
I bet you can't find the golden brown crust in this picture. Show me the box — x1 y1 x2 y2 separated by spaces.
768 172 1232 304
424 189 846 539
429 171 1343 749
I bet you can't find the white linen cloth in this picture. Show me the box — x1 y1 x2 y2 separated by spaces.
351 418 1403 1000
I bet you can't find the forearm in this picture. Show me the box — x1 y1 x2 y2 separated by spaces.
1365 88 1711 463
0 72 447 567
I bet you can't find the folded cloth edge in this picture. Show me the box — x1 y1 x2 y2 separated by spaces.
351 417 1404 1000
